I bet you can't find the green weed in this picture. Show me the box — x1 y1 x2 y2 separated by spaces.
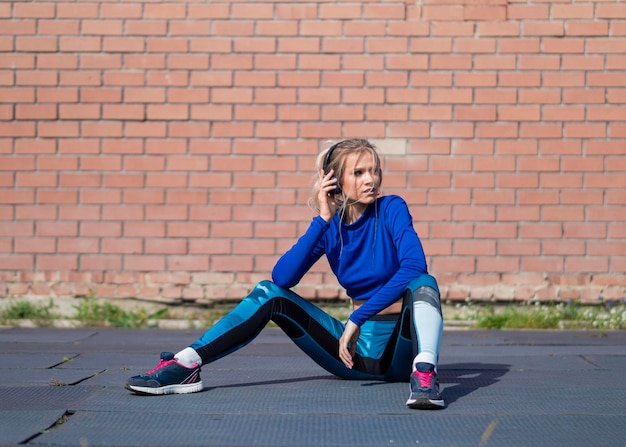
473 300 626 330
0 300 57 326
72 297 168 328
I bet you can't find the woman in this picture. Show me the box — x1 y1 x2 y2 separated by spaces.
126 139 445 410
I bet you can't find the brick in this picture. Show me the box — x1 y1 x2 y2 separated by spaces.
453 38 496 53
475 55 516 70
57 139 99 154
0 255 33 270
58 237 99 254
498 38 540 54
587 38 626 54
342 55 384 71
566 21 609 37
59 104 101 120
597 4 626 19
188 4 230 19
57 3 98 18
587 106 626 122
37 54 78 70
122 88 164 104
83 122 124 138
212 122 254 138
168 54 210 70
319 105 361 121
518 55 561 71
364 3 405 19
367 37 409 54
430 54 472 70
146 105 188 120
276 105 319 121
299 88 341 104
127 21 169 37
59 205 101 221
101 205 144 221
125 56 166 71
543 38 584 54
123 190 164 205
2 20 37 35
59 36 101 52
430 88 472 104
272 3 316 20
60 70 102 87
213 20 255 37
76 54 120 70
231 3 273 19
0 221 33 236
410 37 452 53
422 5 464 21
189 105 232 122
507 4 549 20
16 70 58 86
145 139 188 155
234 37 277 53
15 104 57 120
498 106 541 122
81 20 123 36
234 72 276 88
552 4 594 19
99 3 142 19
143 3 186 19
383 55 428 72
103 37 144 53
477 21 520 37
542 106 585 122
80 255 123 272
145 239 187 254
564 123 606 138
168 122 210 138
464 5 507 21
14 3 55 18
344 20 386 37
431 21 475 37
16 172 57 187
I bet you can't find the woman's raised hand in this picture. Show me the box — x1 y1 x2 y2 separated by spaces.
318 169 339 222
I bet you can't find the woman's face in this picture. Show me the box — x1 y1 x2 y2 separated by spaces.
340 151 380 210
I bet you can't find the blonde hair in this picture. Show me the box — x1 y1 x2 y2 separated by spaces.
309 138 383 213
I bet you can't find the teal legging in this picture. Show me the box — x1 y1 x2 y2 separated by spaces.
190 275 442 382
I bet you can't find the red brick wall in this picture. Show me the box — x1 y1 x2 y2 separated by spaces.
1 0 625 305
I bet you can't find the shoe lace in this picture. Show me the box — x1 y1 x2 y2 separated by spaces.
145 359 175 375
416 370 434 388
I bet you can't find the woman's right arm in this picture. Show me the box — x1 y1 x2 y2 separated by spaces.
271 216 329 288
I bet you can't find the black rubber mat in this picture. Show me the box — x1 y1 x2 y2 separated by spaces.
0 328 624 447
0 410 66 445
34 412 626 447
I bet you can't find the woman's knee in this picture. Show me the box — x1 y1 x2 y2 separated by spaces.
406 274 442 316
248 280 302 305
407 274 439 295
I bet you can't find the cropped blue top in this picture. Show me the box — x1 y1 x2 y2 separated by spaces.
272 195 428 326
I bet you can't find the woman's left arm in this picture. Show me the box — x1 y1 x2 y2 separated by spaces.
348 197 427 326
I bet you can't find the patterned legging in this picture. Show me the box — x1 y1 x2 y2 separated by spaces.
190 274 442 382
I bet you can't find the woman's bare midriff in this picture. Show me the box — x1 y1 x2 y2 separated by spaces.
352 299 403 316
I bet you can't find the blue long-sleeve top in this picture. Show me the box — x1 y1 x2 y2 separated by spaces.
272 195 428 326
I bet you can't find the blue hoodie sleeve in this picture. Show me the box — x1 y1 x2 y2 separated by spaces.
271 216 329 289
348 197 427 326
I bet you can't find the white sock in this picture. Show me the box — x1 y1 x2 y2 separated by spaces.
174 347 202 368
413 353 437 372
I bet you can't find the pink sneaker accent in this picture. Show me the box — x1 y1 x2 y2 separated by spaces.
416 369 435 388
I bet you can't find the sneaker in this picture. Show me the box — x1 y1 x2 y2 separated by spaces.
406 362 445 410
125 352 203 395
